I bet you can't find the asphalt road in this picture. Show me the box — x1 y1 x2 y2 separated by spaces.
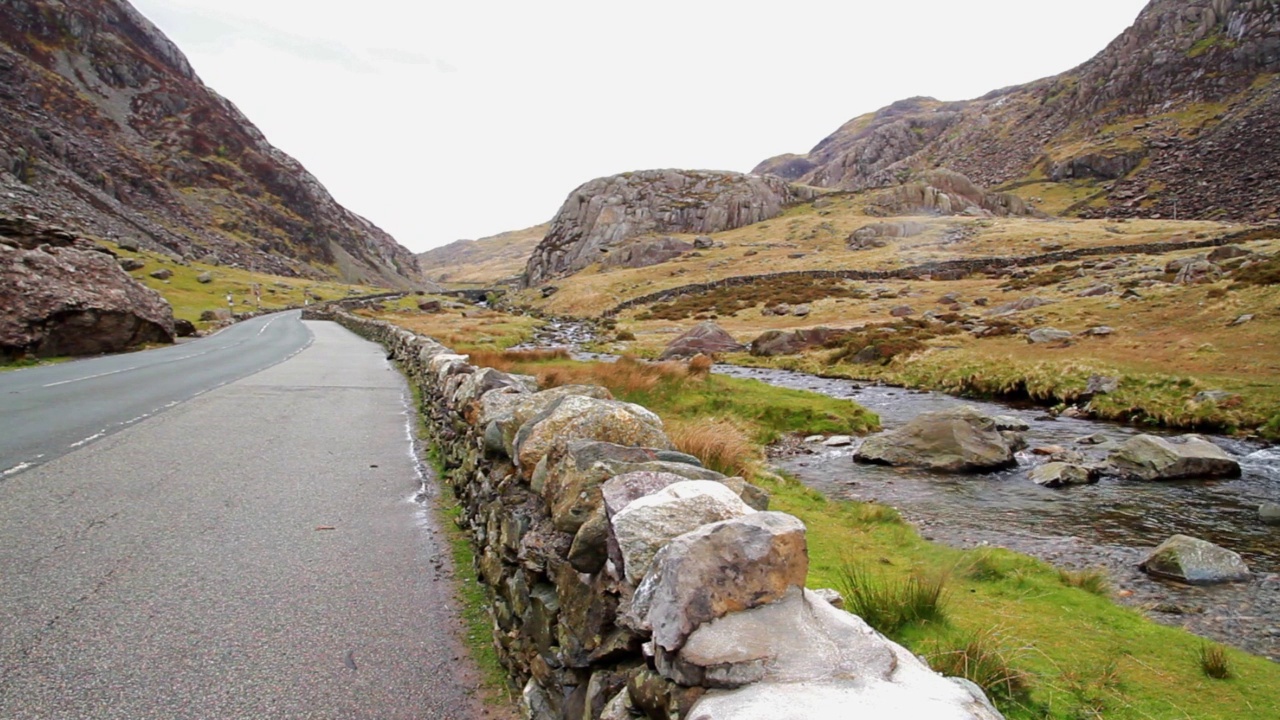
0 320 486 719
0 311 313 479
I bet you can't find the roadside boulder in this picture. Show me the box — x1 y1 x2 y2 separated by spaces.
660 321 745 359
854 406 1019 472
0 242 176 358
1139 534 1251 584
1107 435 1240 480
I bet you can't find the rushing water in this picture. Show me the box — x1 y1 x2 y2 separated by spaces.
529 321 1280 658
714 364 1280 659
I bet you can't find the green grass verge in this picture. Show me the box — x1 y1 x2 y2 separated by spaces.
104 241 388 328
491 356 880 444
436 485 514 702
758 472 1280 719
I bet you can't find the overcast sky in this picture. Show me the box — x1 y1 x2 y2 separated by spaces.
131 0 1151 252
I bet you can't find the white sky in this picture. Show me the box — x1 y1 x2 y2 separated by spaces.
130 0 1152 252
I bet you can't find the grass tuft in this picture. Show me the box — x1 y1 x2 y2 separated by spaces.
688 353 714 377
1058 567 1112 596
1199 642 1232 680
834 561 948 639
667 418 759 477
924 628 1033 707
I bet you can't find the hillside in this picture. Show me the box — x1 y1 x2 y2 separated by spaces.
755 0 1280 223
417 224 548 286
0 0 422 288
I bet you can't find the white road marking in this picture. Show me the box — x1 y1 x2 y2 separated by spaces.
69 432 106 448
1 462 35 478
41 318 278 388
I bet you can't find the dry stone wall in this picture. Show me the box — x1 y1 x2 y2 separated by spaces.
306 305 1004 720
603 227 1276 317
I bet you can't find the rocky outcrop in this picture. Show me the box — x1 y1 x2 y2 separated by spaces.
1140 534 1251 584
847 221 927 249
749 328 848 357
854 406 1021 473
1 216 175 358
1106 434 1241 480
600 236 694 271
0 0 421 287
312 305 1004 720
524 170 814 286
659 321 745 360
753 1 1280 222
865 170 1034 218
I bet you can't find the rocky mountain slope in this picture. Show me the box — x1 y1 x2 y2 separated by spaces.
523 170 815 287
756 0 1280 223
0 0 421 288
418 224 549 286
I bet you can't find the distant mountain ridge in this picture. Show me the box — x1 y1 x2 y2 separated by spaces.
0 0 422 287
417 224 549 286
756 0 1280 222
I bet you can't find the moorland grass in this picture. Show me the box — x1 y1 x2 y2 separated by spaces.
761 473 1280 719
465 352 880 443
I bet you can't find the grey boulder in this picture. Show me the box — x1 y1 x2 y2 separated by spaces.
1139 534 1251 584
1107 435 1240 481
854 406 1019 473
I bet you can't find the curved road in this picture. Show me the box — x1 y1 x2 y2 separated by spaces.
0 316 487 719
1 311 312 478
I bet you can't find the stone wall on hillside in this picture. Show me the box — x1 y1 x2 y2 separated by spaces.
603 227 1274 317
305 305 1004 720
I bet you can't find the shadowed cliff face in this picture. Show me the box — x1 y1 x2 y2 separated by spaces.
756 0 1280 222
524 170 815 287
0 0 422 288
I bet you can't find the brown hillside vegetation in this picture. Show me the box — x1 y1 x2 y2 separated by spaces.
417 224 549 286
0 0 422 287
755 0 1280 224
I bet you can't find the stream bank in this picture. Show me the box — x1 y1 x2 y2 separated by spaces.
525 318 1280 659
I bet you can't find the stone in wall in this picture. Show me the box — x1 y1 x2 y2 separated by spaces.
514 395 671 480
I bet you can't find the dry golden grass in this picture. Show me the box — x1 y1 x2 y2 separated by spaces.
666 418 760 477
418 223 549 286
529 355 696 394
373 308 542 350
466 348 569 372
